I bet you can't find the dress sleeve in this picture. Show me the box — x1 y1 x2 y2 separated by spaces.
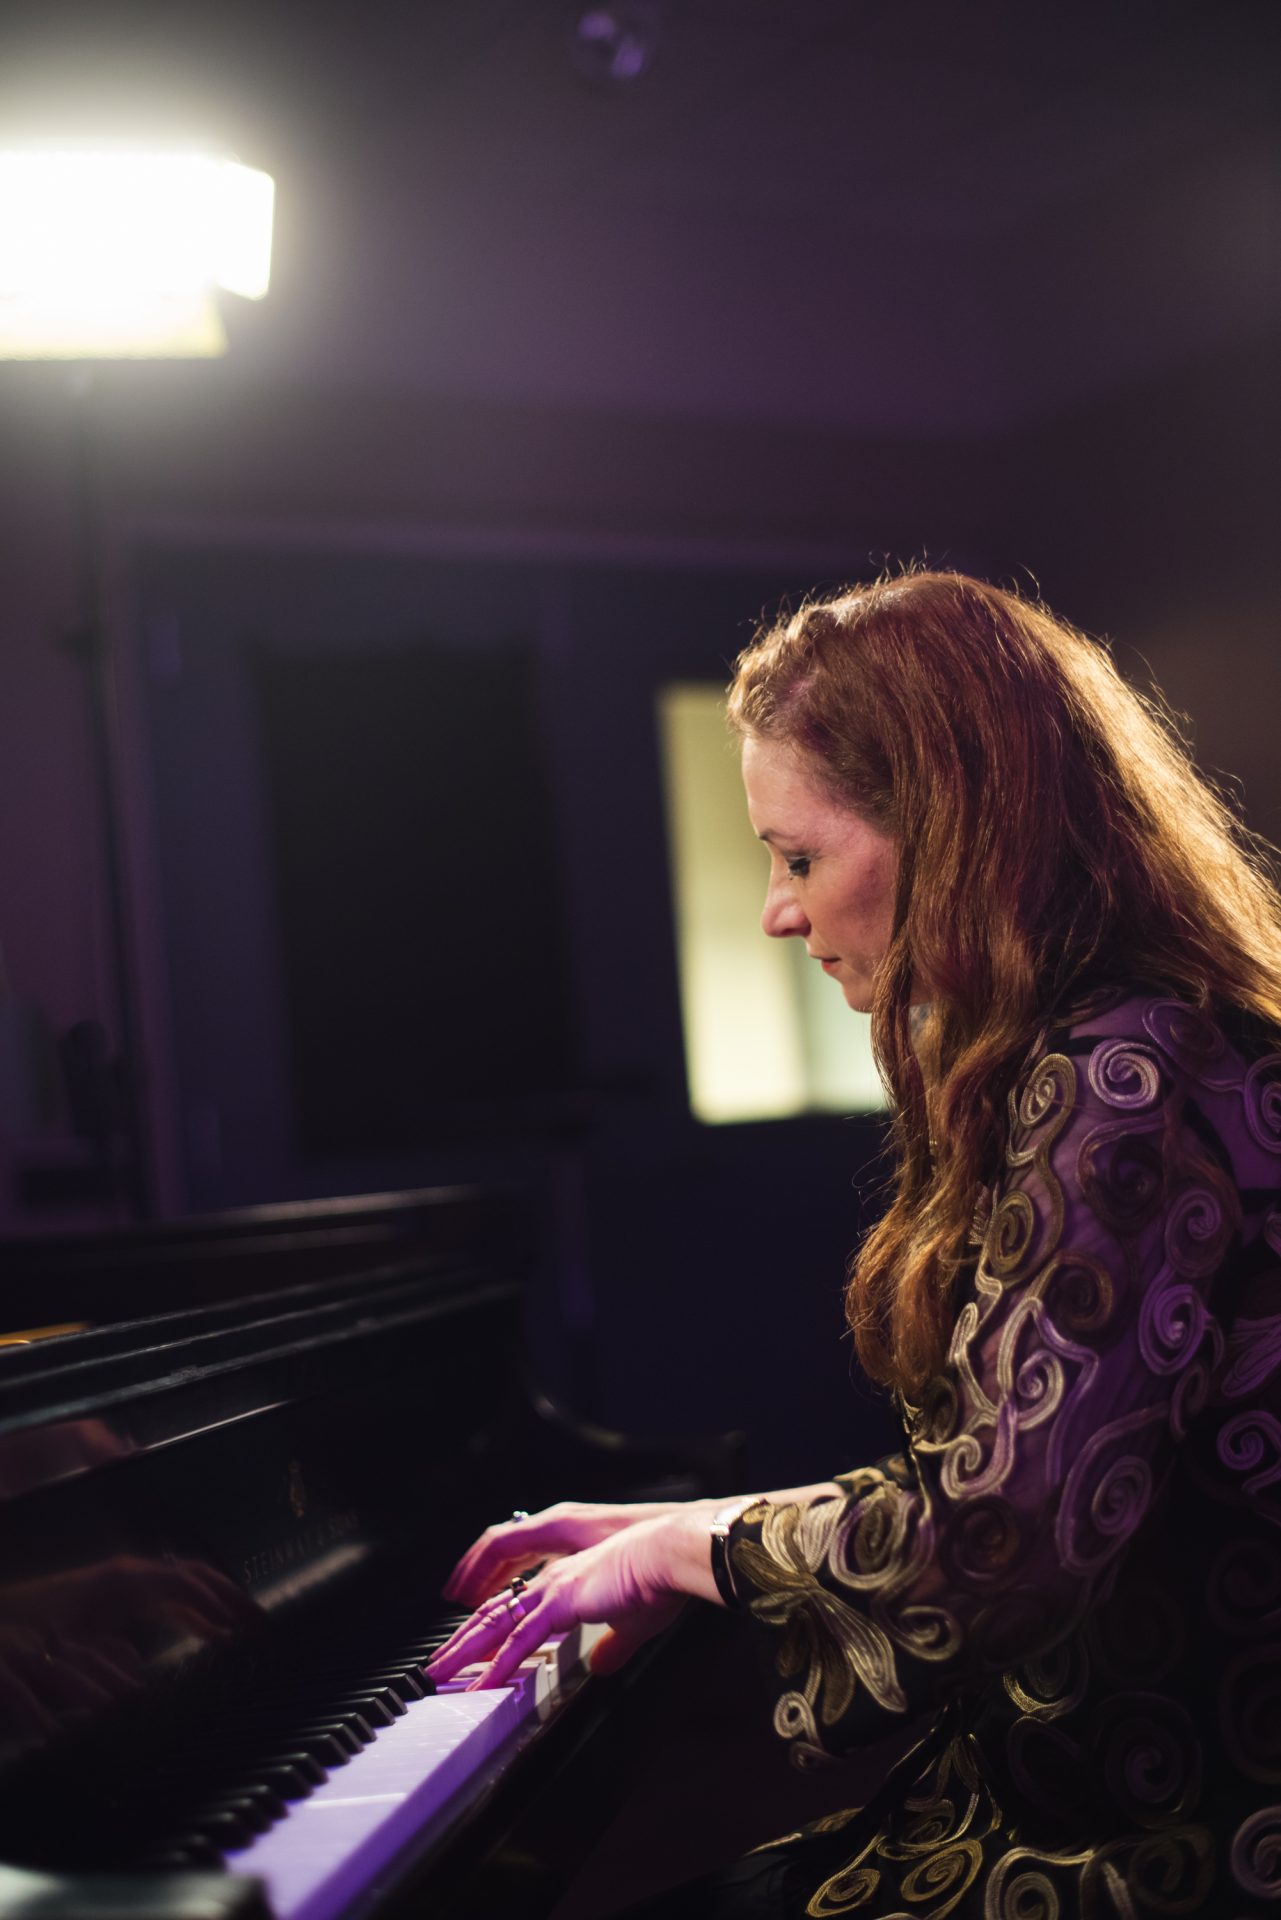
723 1013 1238 1764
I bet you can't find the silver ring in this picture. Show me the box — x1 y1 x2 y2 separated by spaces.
510 1509 530 1523
505 1593 527 1623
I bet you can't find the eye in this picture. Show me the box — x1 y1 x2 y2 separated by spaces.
785 855 811 879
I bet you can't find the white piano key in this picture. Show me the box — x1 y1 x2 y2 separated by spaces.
223 1625 604 1920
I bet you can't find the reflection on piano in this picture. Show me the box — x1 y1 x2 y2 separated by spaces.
0 1188 741 1920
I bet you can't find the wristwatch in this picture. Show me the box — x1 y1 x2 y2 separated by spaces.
709 1498 758 1607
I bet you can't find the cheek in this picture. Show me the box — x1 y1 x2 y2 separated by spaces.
832 849 897 952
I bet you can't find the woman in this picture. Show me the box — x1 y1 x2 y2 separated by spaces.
427 573 1281 1916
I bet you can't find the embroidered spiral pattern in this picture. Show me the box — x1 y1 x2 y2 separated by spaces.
1222 1648 1281 1783
1088 1037 1163 1110
1015 1052 1074 1133
1079 1126 1164 1235
1163 1182 1232 1278
1096 1696 1202 1821
985 1189 1038 1278
1140 1274 1209 1374
1207 1538 1281 1636
1219 1410 1281 1495
723 996 1279 1913
1143 999 1232 1081
1230 1806 1281 1898
1245 1055 1281 1153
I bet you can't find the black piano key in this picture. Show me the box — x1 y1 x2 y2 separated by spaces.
256 1759 321 1797
340 1666 425 1701
288 1730 354 1768
189 1809 257 1849
377 1670 426 1700
146 1839 226 1869
306 1674 416 1711
222 1785 288 1822
225 1729 352 1768
189 1799 271 1842
328 1692 398 1726
230 1717 368 1755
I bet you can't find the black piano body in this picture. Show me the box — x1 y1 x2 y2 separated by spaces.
0 1187 742 1920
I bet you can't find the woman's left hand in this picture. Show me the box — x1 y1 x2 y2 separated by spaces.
426 1510 713 1689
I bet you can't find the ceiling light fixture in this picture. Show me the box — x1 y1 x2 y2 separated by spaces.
570 4 662 86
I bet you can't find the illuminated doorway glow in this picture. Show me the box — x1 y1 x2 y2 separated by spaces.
659 683 886 1124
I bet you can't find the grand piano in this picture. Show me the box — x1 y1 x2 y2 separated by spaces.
0 1188 743 1920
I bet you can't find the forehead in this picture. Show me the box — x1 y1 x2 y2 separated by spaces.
740 735 853 838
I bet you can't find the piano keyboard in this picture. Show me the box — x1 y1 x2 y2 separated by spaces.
210 1623 604 1920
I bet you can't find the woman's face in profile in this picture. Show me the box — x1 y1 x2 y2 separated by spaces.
741 735 897 1014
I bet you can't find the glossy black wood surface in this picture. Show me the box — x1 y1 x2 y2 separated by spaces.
0 1189 740 1918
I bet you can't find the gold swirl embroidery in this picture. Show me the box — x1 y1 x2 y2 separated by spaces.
983 1189 1039 1281
885 1601 964 1663
738 1506 909 1723
897 1838 984 1912
912 1375 960 1452
803 1829 887 1916
1012 1051 1076 1142
996 1296 1097 1445
983 1845 1094 1920
1003 1639 1089 1720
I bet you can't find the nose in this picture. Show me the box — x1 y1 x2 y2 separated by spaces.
761 874 810 940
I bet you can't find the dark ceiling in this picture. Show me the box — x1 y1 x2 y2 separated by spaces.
0 1 1276 430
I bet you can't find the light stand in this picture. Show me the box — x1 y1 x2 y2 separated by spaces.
0 147 274 1220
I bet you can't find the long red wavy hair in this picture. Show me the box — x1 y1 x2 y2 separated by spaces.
727 571 1281 1399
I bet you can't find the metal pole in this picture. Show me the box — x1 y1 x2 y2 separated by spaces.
65 368 151 1219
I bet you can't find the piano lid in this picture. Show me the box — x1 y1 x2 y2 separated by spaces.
0 1188 532 1845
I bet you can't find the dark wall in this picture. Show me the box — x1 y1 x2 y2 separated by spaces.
0 326 1277 1485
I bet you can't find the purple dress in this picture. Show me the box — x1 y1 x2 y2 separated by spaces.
722 992 1281 1916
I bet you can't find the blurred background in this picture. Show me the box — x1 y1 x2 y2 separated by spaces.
0 0 1277 1485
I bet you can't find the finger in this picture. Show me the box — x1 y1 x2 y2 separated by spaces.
430 1591 513 1664
426 1599 519 1683
445 1548 556 1607
443 1527 549 1603
468 1593 565 1690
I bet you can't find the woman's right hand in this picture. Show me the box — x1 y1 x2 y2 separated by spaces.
442 1498 711 1607
441 1480 843 1607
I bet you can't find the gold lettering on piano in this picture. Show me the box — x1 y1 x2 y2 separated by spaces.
241 1508 360 1587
